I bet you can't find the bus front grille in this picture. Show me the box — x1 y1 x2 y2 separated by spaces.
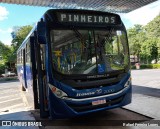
66 96 124 112
62 73 127 90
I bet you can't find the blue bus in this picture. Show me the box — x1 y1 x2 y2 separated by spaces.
17 9 131 119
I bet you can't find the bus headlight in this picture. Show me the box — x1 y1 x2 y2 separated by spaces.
124 77 131 87
48 84 68 98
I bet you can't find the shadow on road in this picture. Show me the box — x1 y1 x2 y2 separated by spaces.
133 85 160 98
31 108 151 126
0 110 35 121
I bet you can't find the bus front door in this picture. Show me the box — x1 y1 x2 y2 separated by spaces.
34 34 49 118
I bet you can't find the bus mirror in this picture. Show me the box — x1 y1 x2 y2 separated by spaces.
37 21 46 44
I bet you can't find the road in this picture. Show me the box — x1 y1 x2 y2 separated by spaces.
131 69 160 89
0 81 25 113
0 69 160 129
132 69 160 97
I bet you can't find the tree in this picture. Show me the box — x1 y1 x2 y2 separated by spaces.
145 14 160 60
150 41 158 62
0 41 13 72
127 24 145 62
140 38 158 64
10 25 32 63
145 14 160 38
127 14 160 64
11 25 32 52
0 41 12 63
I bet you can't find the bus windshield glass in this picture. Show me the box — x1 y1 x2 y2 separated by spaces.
50 29 129 75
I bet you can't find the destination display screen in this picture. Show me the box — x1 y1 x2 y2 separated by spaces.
56 12 120 25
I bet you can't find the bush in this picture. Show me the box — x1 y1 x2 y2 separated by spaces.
131 64 160 69
0 63 5 74
140 64 153 69
152 64 160 69
0 77 18 81
131 65 136 69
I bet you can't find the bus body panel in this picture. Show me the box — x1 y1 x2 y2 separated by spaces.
17 64 24 86
48 81 131 118
17 64 33 89
17 9 132 119
17 40 36 109
26 64 33 90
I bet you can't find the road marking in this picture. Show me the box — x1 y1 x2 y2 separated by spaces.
0 90 19 95
0 86 18 90
0 98 22 104
20 90 30 107
0 103 25 112
0 94 20 100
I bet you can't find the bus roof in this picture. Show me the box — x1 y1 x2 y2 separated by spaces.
1 0 157 13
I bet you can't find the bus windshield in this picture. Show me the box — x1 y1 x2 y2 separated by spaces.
50 29 129 75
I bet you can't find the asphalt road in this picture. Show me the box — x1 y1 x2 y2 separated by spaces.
0 80 152 129
133 85 160 98
131 69 160 98
1 69 160 129
0 80 25 114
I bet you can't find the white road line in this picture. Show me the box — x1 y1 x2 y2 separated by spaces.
0 98 22 104
0 86 18 90
0 94 20 100
0 90 19 95
0 103 25 112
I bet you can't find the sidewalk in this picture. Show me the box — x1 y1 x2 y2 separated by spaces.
1 70 160 129
124 70 160 119
0 109 38 129
131 69 160 89
123 69 160 128
124 93 160 120
0 81 38 129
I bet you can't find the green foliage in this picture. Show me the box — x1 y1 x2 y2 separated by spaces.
11 25 32 52
131 65 136 69
127 24 145 62
140 64 153 69
0 77 18 81
0 25 32 70
145 14 160 38
0 41 13 63
152 64 160 69
131 64 160 69
10 25 32 63
128 14 160 64
140 38 158 64
0 63 5 74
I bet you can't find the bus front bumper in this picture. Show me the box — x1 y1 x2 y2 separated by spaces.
48 84 132 119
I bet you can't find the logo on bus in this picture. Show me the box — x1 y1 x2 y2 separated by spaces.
104 89 115 94
76 92 95 97
95 89 102 94
76 88 115 97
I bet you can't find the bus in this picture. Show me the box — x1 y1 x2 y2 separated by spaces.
17 9 132 119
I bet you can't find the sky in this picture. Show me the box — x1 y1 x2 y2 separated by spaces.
0 1 160 46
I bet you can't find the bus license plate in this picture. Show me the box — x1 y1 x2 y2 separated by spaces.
92 99 106 106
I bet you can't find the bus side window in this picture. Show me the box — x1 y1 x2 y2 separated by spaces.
17 51 19 64
26 42 31 63
21 49 23 64
40 44 45 70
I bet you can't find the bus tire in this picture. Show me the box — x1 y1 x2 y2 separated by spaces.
21 84 26 91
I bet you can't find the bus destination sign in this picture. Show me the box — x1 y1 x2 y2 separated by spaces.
57 13 118 24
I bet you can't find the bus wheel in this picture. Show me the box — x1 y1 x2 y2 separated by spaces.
21 84 26 91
